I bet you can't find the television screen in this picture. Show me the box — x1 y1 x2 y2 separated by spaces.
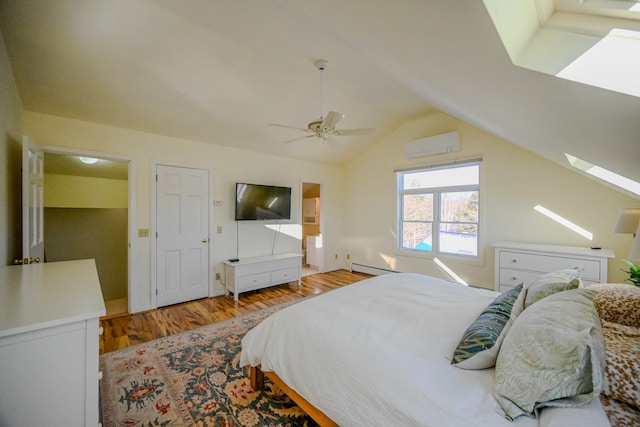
235 183 292 221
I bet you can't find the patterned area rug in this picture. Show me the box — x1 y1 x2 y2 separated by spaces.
100 302 317 426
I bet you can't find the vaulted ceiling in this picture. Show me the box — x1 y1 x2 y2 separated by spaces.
1 1 638 190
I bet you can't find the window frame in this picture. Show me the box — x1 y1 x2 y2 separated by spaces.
396 160 481 260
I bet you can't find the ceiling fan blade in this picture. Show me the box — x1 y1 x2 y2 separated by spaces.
333 128 375 136
283 134 316 144
270 123 311 133
324 137 338 147
322 111 344 130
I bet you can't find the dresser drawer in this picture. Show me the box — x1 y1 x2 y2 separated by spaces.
271 267 298 283
498 268 545 288
499 251 600 281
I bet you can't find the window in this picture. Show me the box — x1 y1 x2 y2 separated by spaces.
397 161 480 257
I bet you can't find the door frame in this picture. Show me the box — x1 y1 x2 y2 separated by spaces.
41 145 136 313
151 160 215 309
300 178 325 273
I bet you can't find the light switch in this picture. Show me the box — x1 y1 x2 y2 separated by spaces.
138 228 149 237
217 226 223 234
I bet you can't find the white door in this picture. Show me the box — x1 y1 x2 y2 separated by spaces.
156 165 210 307
22 136 45 263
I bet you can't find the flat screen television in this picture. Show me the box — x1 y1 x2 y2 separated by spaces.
235 183 292 221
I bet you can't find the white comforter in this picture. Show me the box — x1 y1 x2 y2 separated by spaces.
240 273 610 427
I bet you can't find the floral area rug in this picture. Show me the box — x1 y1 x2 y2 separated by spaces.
100 302 317 427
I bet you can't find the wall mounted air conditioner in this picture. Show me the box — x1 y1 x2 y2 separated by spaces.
404 131 460 158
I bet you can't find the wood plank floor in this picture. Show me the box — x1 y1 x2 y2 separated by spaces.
100 269 371 354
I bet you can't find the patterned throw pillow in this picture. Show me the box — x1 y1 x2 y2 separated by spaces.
601 321 640 410
524 268 582 308
494 289 605 421
588 284 640 327
451 283 525 370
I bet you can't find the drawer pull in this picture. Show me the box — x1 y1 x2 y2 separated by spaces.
99 326 104 336
511 259 517 263
512 276 517 281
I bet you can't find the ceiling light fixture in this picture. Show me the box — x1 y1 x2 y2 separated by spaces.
79 157 98 164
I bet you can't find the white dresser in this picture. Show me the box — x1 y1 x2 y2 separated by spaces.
224 253 302 301
0 259 106 427
493 242 615 292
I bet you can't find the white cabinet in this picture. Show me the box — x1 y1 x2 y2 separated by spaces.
303 198 319 224
493 242 614 293
0 259 106 427
306 235 323 269
224 253 302 301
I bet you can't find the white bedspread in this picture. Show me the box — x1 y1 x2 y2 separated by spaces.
240 273 610 427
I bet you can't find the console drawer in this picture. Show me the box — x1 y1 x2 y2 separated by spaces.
237 272 271 288
271 267 299 283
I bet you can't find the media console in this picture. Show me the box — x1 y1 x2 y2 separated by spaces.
224 253 303 301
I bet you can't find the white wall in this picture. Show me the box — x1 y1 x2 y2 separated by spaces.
0 31 23 266
343 112 638 289
24 111 345 312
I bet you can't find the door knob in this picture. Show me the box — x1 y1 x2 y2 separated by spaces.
202 238 208 243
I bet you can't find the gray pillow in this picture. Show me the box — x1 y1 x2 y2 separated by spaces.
494 289 605 420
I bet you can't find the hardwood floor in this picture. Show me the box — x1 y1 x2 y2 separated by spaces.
100 269 371 354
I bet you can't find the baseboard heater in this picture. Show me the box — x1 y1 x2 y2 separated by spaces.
350 263 398 276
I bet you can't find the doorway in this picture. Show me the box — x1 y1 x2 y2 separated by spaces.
301 181 323 276
42 151 131 318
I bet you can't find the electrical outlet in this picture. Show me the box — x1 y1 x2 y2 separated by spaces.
335 254 338 260
347 254 350 260
215 272 221 280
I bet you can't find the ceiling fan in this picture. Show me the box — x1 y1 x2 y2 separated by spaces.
271 59 375 144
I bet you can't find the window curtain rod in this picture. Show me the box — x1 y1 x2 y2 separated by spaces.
394 157 483 173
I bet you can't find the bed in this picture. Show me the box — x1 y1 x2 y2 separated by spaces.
240 272 615 427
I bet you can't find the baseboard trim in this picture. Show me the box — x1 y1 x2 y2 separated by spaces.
350 263 398 276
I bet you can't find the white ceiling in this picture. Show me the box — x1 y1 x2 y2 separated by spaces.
44 153 128 180
1 0 639 187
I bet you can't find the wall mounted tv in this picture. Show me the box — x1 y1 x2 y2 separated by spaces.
235 183 292 221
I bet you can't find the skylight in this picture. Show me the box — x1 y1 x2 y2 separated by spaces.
484 0 640 98
565 153 640 196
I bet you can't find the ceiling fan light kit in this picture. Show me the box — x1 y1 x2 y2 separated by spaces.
271 59 374 144
314 59 328 71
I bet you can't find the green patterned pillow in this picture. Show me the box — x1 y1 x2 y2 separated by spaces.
451 283 525 369
494 289 605 421
524 268 582 308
